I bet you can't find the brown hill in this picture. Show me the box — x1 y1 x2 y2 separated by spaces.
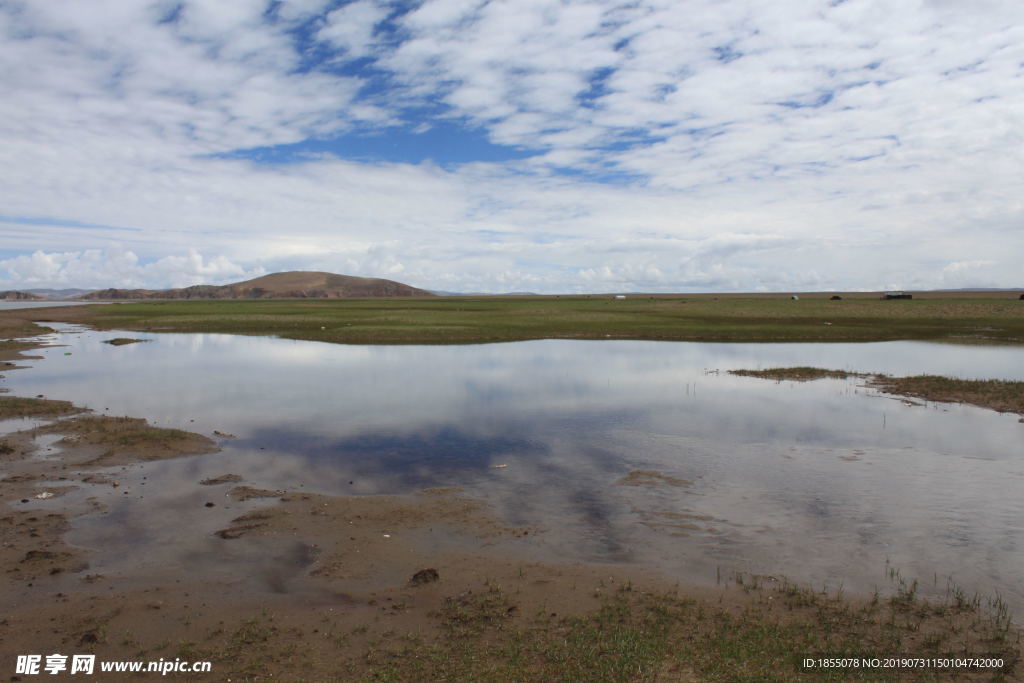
78 272 435 300
0 291 45 301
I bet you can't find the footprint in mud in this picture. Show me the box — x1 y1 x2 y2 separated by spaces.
262 541 321 594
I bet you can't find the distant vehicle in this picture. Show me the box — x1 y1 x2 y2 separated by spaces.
830 295 843 300
883 291 912 300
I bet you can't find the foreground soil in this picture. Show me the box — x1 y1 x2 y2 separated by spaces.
1 328 1021 680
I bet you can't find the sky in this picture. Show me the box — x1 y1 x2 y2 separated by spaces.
1 0 1022 294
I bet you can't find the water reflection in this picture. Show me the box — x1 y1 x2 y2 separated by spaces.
3 326 1023 612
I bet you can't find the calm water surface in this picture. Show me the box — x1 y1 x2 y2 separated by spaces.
3 325 1023 610
0 301 97 310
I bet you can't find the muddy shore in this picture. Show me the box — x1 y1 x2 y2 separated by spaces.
0 332 717 678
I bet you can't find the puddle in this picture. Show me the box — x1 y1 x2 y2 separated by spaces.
2 325 1023 611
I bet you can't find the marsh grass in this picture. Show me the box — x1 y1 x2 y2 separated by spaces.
35 414 216 463
869 375 1024 415
730 367 1024 415
53 415 194 446
729 367 866 382
31 296 1024 345
0 395 78 418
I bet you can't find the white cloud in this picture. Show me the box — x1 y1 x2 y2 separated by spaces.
0 0 1022 293
317 1 390 58
0 247 263 290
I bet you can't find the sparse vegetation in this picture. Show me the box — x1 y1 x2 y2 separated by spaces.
0 395 79 418
730 367 865 382
154 575 1020 681
869 375 1024 415
730 367 1024 415
34 414 216 464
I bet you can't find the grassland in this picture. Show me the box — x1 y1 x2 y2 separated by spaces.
15 294 1024 345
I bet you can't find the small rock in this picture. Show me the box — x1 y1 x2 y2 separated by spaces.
409 568 440 586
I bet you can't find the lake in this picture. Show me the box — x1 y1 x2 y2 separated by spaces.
3 324 1023 612
0 301 97 310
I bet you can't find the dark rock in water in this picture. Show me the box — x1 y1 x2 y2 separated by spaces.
200 473 243 485
409 568 440 586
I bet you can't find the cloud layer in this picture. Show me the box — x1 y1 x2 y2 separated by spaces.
1 0 1022 292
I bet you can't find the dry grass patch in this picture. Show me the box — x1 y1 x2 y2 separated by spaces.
729 367 865 382
869 375 1024 415
0 396 79 418
35 415 217 465
731 367 1024 416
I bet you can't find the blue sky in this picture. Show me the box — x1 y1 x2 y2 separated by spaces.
1 0 1022 293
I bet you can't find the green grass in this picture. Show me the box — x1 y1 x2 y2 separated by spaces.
40 296 1024 345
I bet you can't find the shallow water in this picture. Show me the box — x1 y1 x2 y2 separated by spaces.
3 326 1023 611
0 301 98 311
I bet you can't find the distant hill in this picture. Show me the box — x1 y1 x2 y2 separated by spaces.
0 290 45 301
76 271 435 301
25 288 96 299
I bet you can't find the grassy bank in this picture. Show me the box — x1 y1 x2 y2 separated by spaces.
729 368 1024 415
868 376 1024 415
0 395 79 418
13 295 1024 344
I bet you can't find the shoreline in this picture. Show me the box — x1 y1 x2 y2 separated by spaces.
2 326 1021 678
